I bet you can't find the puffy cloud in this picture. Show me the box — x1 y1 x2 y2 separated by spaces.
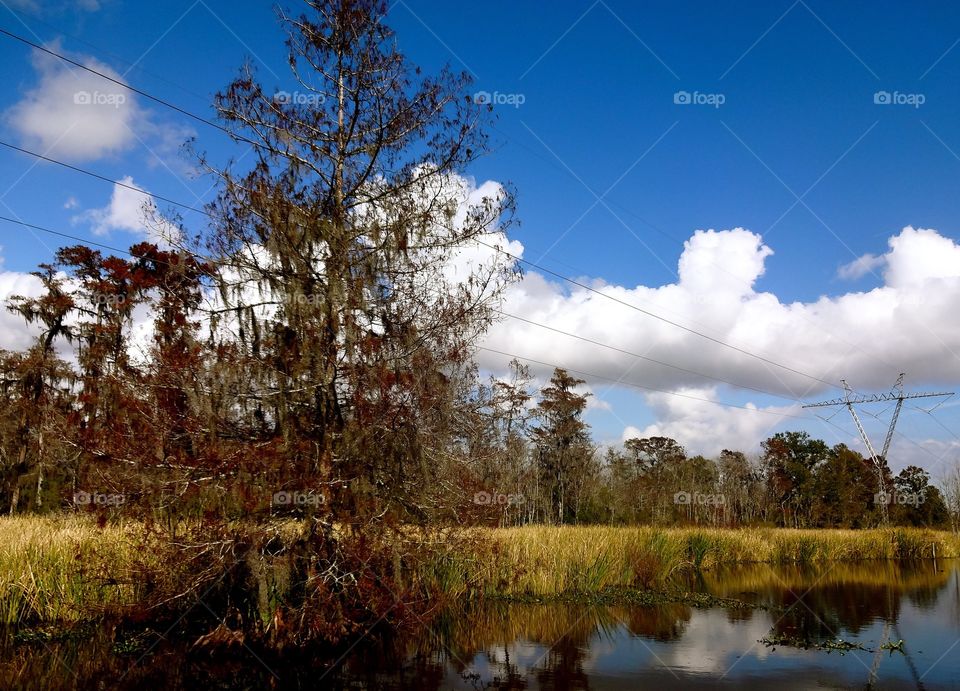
621 387 799 459
0 250 44 351
5 1 101 12
4 42 192 162
481 225 960 459
838 252 884 280
677 228 772 297
484 225 960 395
884 227 960 288
73 176 180 246
4 42 137 160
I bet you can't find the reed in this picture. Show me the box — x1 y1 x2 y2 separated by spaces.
437 526 960 597
0 516 151 625
2 517 959 623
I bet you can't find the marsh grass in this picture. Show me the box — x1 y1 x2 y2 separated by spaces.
0 516 151 625
436 526 960 597
2 517 959 624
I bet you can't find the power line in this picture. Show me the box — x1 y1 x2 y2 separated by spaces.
0 177 823 402
0 215 216 272
0 213 808 420
492 309 804 402
0 27 256 147
0 214 155 256
0 139 214 219
0 196 816 403
0 128 839 394
478 345 809 420
478 239 840 389
0 21 843 392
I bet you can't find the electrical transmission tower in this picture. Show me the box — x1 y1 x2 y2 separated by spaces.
802 374 953 523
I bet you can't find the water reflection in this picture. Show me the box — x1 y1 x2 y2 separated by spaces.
2 560 959 689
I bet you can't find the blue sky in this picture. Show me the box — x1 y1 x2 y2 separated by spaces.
2 0 960 470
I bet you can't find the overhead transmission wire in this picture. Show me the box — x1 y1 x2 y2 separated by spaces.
5 20 952 452
0 140 213 219
4 19 955 462
0 23 844 392
0 209 813 421
0 137 832 402
0 20 925 423
0 136 810 404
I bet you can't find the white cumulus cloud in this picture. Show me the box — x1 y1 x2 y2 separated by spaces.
73 176 180 246
4 42 192 163
481 225 960 459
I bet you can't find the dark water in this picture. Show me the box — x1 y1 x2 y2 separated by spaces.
4 560 960 689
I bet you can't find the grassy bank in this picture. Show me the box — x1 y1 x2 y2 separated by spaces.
2 518 959 624
0 516 150 625
428 525 960 598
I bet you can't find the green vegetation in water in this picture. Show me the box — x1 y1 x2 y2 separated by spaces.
13 622 94 646
760 632 907 655
487 585 776 612
881 639 906 654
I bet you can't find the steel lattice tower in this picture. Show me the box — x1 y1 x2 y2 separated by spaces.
802 374 952 523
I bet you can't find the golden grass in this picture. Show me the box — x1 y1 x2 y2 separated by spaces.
0 515 155 625
2 517 959 624
430 525 960 597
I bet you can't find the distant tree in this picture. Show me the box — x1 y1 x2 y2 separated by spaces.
762 431 830 528
940 460 960 533
529 368 592 524
625 436 685 472
673 454 720 525
812 444 879 528
718 449 765 525
603 445 644 524
892 465 949 528
621 436 687 523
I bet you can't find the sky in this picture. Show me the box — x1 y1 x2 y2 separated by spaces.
2 0 960 473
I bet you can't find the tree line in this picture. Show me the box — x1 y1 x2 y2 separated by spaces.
465 365 955 529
